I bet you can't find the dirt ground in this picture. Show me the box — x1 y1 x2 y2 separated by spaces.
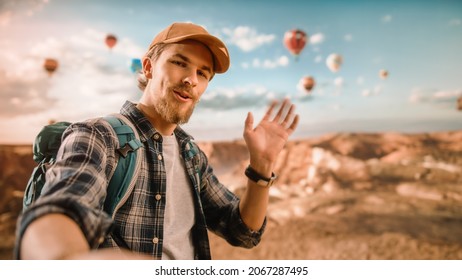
209 188 462 259
1 131 462 259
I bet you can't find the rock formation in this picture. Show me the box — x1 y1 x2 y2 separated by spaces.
1 131 462 259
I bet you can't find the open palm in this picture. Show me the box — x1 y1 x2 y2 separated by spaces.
243 99 299 173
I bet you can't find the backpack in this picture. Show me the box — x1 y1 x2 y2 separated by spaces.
23 114 143 216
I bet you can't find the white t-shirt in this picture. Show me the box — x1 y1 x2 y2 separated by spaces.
161 134 196 260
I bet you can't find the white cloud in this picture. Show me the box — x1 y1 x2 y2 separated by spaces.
198 83 318 112
0 0 49 26
382 14 392 23
244 55 289 69
374 84 383 95
314 55 323 63
199 85 279 110
433 90 462 100
309 33 325 45
449 19 461 26
0 11 12 26
344 34 353 42
409 88 462 107
0 28 142 122
362 89 371 97
334 77 344 87
330 104 341 111
221 26 276 52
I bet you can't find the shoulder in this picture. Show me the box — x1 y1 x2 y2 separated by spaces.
61 117 119 151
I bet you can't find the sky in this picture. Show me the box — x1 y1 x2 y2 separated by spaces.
0 0 461 144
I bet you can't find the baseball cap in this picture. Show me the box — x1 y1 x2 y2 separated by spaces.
147 22 230 73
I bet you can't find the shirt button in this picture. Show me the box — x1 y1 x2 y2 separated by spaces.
153 133 160 140
157 154 163 161
152 237 159 244
155 194 162 201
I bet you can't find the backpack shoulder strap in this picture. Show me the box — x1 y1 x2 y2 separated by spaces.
185 140 202 192
103 114 143 217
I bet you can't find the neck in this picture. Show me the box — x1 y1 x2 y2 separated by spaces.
136 102 176 136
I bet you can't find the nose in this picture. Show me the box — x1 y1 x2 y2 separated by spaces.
182 72 198 88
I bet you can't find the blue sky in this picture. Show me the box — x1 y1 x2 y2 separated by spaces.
0 0 461 144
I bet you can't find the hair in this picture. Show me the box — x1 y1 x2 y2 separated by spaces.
137 43 168 91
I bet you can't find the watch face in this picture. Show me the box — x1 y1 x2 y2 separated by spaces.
257 179 270 187
257 176 276 187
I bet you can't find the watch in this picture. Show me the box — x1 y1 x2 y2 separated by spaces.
245 165 277 187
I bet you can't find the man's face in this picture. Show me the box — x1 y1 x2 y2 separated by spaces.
144 40 214 125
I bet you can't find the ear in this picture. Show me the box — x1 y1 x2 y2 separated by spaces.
142 57 153 78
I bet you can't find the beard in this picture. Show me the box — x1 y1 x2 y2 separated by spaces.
153 86 197 125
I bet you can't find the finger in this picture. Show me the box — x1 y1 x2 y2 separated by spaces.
262 100 278 121
286 114 300 135
281 103 296 126
244 112 254 134
272 98 290 123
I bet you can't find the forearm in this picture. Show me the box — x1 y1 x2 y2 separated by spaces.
20 213 153 260
20 213 90 259
238 159 274 231
239 178 270 231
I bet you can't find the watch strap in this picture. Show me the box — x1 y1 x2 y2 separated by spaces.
245 165 277 187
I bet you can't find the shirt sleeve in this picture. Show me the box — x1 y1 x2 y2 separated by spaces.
198 150 266 248
14 118 118 259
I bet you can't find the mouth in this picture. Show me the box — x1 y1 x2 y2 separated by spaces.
173 89 193 102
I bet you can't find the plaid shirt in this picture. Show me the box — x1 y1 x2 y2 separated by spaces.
16 101 265 259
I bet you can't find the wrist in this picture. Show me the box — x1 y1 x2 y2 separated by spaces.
245 165 277 187
248 160 273 178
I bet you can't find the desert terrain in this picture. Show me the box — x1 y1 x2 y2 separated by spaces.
1 130 461 259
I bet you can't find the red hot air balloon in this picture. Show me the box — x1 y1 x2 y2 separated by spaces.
43 58 58 77
283 29 308 60
105 34 118 50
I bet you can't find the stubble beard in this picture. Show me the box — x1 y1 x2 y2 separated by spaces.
154 92 196 125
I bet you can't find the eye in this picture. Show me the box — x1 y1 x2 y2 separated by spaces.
171 60 186 67
197 70 209 79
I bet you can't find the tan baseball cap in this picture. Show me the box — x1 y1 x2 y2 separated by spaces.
147 22 230 73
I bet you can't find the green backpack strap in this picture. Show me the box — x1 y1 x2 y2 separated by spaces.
185 140 202 192
103 114 142 216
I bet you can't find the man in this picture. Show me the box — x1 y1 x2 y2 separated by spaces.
15 22 299 259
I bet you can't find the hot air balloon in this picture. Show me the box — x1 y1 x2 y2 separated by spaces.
43 58 58 76
105 34 117 50
457 96 462 111
379 69 389 79
299 76 316 93
326 53 343 72
130 58 142 73
283 29 308 60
